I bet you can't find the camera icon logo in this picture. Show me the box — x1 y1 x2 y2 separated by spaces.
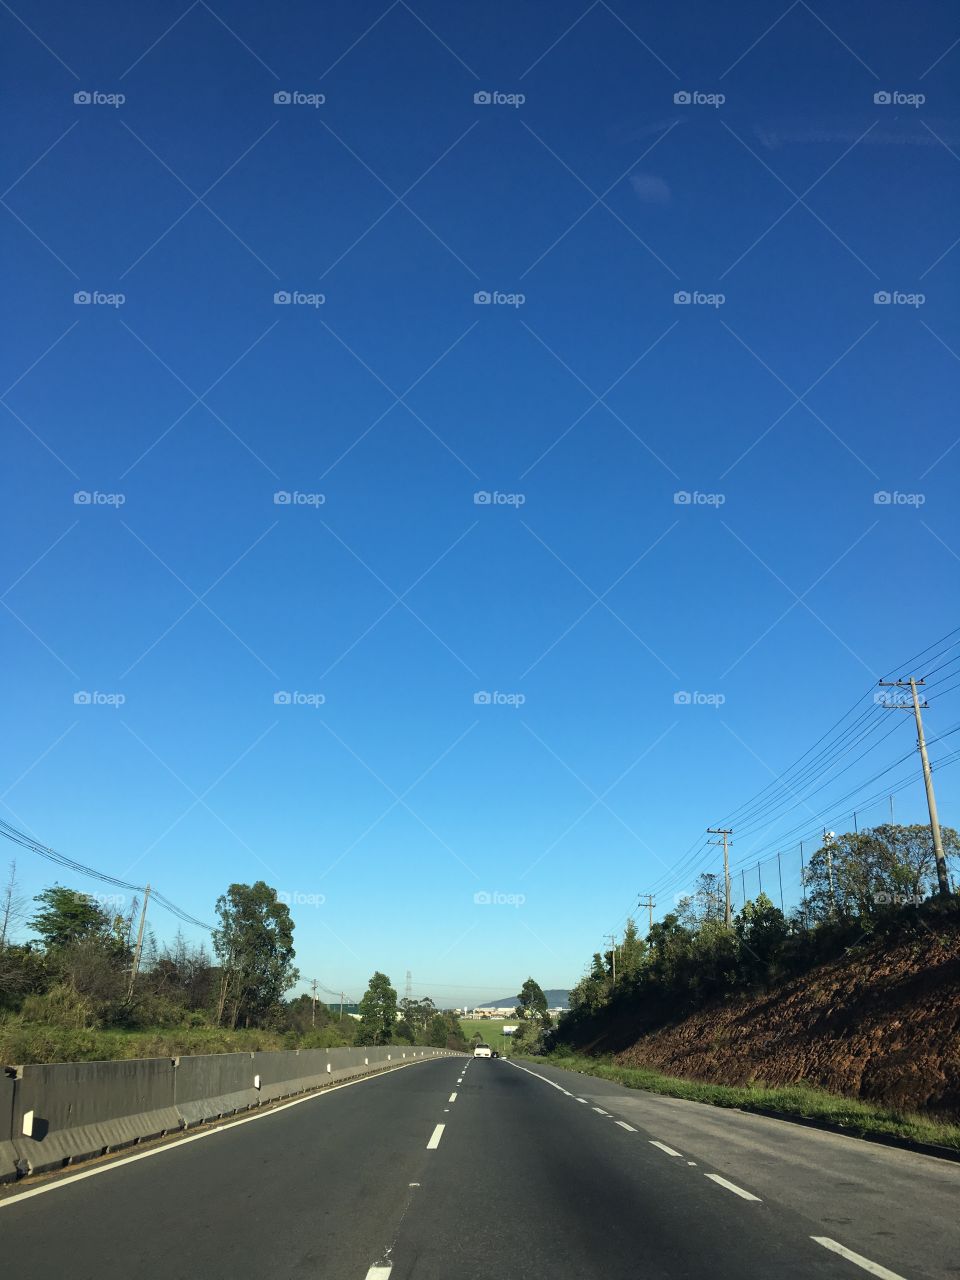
473 690 492 704
273 691 292 704
273 491 292 504
673 491 692 505
873 291 891 304
873 491 892 504
474 91 492 105
473 491 492 505
673 690 692 704
74 691 92 704
674 91 691 105
274 91 292 104
673 290 691 304
274 290 291 304
73 490 92 504
74 291 91 304
874 91 891 105
473 890 492 904
473 290 491 305
74 90 91 105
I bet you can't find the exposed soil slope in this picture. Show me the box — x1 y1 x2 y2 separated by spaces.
592 926 960 1119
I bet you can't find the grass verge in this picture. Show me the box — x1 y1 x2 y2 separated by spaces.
528 1052 960 1153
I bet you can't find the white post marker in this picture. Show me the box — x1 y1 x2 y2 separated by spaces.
811 1238 908 1279
426 1124 445 1150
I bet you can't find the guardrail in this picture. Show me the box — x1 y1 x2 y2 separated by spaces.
1 1045 461 1181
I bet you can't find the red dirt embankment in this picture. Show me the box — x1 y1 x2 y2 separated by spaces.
612 928 960 1119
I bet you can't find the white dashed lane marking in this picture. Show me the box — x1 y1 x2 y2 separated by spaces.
810 1238 908 1279
650 1140 682 1157
448 1093 457 1102
705 1174 761 1202
426 1124 445 1150
615 1121 637 1132
592 1107 608 1115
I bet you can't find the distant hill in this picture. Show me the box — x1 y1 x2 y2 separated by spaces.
479 990 569 1010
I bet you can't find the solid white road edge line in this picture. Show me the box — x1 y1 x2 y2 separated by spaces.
615 1121 637 1132
810 1237 908 1279
650 1140 682 1157
704 1174 761 1201
0 1057 455 1209
426 1124 445 1150
503 1061 567 1093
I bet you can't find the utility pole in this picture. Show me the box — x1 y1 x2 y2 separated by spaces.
310 979 318 1028
606 934 617 985
878 677 950 896
128 883 151 998
823 829 836 910
339 992 344 1021
637 894 655 933
707 829 733 927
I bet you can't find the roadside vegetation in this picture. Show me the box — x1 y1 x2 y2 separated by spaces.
0 864 467 1063
558 825 959 1041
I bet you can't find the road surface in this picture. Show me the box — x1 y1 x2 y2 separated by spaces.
3 1055 958 1279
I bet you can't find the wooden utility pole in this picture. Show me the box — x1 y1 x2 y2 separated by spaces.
339 992 344 1021
128 883 151 998
637 894 655 933
310 978 318 1028
878 677 950 895
606 934 617 985
707 829 733 927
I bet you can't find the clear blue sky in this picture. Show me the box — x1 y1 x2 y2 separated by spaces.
2 0 959 1007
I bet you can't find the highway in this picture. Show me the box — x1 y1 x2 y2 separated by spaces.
3 1055 958 1280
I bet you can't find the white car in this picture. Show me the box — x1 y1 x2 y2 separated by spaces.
473 1043 492 1058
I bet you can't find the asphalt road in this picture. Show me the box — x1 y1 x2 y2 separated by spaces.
3 1055 958 1280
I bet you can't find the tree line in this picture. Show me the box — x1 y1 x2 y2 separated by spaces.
0 867 468 1056
558 824 960 1046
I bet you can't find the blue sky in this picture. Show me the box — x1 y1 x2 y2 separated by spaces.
2 0 959 1007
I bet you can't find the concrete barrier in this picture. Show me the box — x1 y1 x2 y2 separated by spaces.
1 1070 21 1183
1 1048 462 1179
174 1052 259 1126
12 1058 181 1175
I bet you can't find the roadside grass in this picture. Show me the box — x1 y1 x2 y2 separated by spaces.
529 1052 960 1152
0 1021 354 1065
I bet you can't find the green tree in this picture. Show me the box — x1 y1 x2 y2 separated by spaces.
212 882 299 1029
356 971 398 1045
29 886 115 950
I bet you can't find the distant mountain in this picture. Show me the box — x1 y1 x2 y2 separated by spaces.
479 990 569 1010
